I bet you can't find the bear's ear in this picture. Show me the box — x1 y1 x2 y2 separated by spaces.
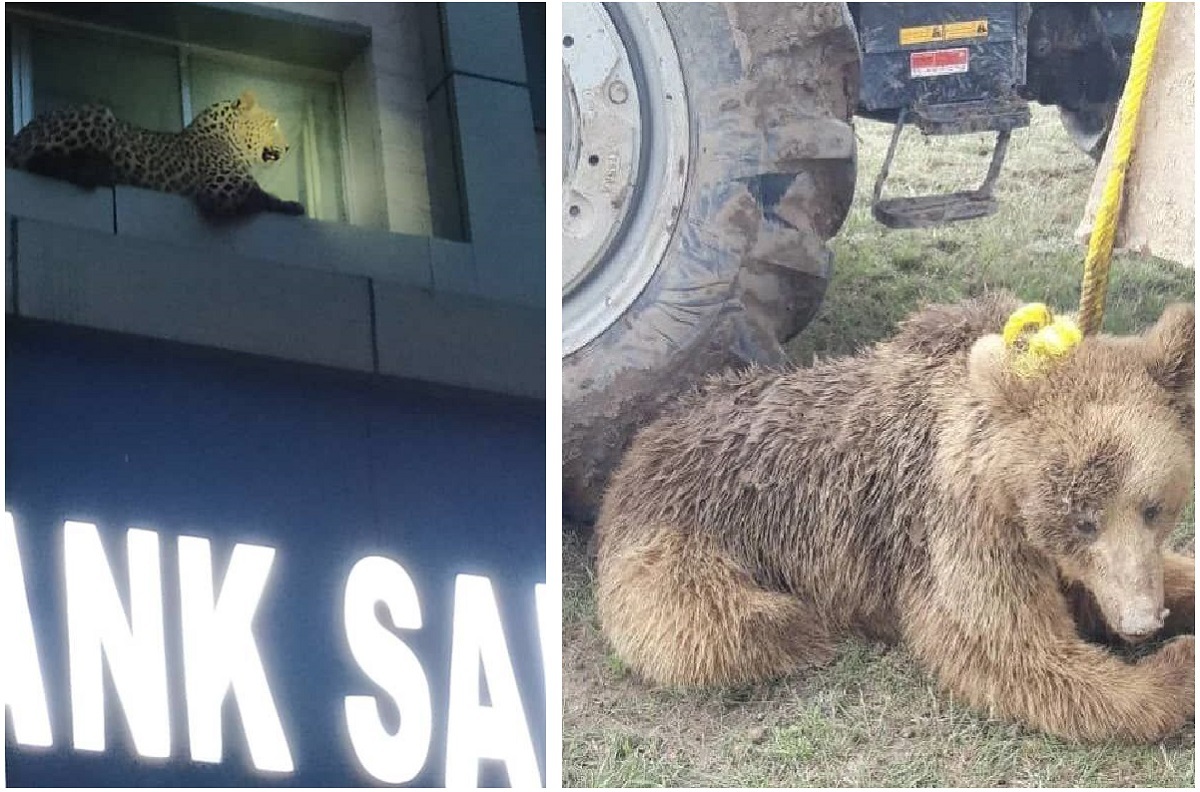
967 334 1013 401
1142 302 1194 419
966 333 1038 413
236 90 257 111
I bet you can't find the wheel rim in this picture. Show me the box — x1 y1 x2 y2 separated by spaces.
562 2 690 357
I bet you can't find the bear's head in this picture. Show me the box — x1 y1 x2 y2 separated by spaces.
965 303 1194 642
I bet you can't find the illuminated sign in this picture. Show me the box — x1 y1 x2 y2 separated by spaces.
4 513 548 787
7 320 547 787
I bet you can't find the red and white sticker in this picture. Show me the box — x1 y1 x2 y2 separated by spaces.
910 47 969 78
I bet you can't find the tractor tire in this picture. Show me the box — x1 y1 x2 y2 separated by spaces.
562 3 861 522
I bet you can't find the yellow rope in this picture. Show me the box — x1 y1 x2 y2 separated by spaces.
1078 1 1166 336
1003 303 1082 377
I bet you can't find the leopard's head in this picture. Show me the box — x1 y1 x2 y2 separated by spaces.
189 90 289 166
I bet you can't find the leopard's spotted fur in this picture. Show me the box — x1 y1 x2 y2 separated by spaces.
6 90 305 219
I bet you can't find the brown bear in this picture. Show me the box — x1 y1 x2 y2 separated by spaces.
595 292 1195 743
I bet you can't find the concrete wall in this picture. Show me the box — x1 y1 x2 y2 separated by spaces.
6 170 544 399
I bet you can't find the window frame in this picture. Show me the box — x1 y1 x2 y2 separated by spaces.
7 9 356 226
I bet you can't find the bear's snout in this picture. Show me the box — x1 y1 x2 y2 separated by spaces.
1113 599 1169 642
1087 525 1168 644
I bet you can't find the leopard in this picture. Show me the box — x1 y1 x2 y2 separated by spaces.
6 90 305 219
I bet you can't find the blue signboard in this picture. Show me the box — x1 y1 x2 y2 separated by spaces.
5 320 547 787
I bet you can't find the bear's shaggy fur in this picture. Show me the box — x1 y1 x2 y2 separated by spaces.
595 293 1195 743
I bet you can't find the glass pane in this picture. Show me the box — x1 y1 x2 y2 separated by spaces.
189 56 346 223
28 24 182 132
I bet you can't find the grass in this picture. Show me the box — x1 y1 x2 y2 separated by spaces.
788 104 1194 364
563 104 1196 787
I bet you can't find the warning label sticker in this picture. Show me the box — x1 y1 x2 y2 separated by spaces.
910 48 970 78
899 20 989 46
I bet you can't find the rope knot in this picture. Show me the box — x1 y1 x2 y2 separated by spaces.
1003 303 1082 378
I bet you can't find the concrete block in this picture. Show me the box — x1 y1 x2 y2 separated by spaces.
441 4 528 84
450 75 544 306
430 238 477 295
113 185 434 287
6 215 13 314
17 218 375 372
5 168 115 233
373 282 544 399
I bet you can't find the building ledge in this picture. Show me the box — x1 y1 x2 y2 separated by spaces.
5 169 544 399
7 2 372 72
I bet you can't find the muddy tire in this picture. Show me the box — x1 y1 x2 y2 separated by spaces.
562 3 860 522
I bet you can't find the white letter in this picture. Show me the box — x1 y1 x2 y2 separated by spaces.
343 556 432 784
178 536 292 773
445 574 540 788
64 521 170 758
3 512 53 747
